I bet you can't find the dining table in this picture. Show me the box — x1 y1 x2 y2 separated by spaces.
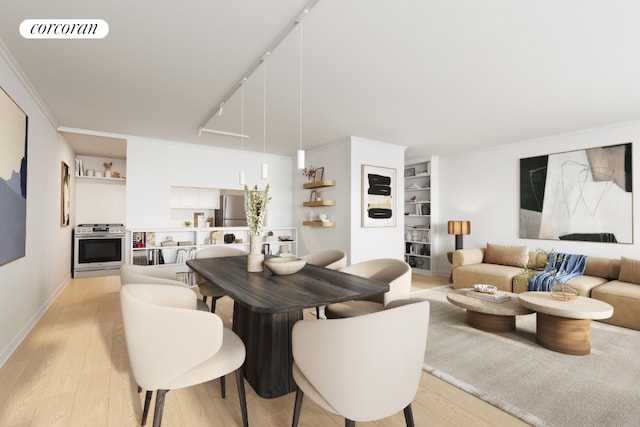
186 255 390 398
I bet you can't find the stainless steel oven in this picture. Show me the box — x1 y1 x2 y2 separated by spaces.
73 224 126 278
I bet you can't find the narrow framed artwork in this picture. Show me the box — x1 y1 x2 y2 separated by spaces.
314 166 324 182
520 142 633 243
361 164 395 227
61 161 71 226
0 86 28 266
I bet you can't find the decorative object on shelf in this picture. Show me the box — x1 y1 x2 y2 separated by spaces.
448 220 471 250
309 190 317 201
362 164 395 227
245 183 271 272
302 165 316 183
60 161 70 227
314 166 324 182
404 167 415 177
224 233 236 244
264 257 306 275
103 162 112 178
184 221 192 227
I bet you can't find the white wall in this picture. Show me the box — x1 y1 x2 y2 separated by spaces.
295 139 351 259
295 136 406 264
437 120 640 275
126 137 293 228
0 48 75 366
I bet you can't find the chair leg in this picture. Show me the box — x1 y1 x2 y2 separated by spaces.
235 368 249 427
403 404 415 427
211 296 218 313
345 419 355 427
292 387 304 427
202 295 207 303
137 385 142 393
141 390 153 426
220 375 226 398
153 389 169 427
316 306 321 319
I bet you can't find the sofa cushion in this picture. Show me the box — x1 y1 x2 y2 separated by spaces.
452 263 523 292
566 275 609 297
583 257 614 280
592 280 640 330
618 256 640 285
484 243 529 268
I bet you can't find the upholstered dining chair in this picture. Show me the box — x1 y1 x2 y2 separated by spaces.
300 249 348 270
324 258 412 319
193 246 248 313
300 249 348 318
120 264 209 311
291 299 430 427
120 284 248 427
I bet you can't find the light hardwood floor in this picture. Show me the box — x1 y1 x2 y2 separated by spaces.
0 273 528 426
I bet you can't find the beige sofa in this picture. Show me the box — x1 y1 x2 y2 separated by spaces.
452 244 639 330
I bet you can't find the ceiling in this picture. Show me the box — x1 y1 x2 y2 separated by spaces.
3 0 640 161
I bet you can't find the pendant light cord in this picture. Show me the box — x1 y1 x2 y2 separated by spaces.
299 19 303 151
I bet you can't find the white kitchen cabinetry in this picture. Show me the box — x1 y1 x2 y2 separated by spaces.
127 226 297 272
404 160 431 274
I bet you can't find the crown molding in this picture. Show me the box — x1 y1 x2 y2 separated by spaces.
0 38 59 129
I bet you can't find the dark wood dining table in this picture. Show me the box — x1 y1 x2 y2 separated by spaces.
186 255 389 398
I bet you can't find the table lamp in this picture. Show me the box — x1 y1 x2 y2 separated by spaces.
448 220 471 250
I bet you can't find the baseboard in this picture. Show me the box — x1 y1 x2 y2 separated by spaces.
0 274 71 367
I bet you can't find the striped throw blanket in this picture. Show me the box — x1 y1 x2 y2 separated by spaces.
528 253 588 291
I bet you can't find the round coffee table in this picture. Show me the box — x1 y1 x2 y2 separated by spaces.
518 292 614 355
446 288 534 332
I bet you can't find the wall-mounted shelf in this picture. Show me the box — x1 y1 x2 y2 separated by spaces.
76 175 126 184
303 200 336 207
303 180 336 189
303 221 335 227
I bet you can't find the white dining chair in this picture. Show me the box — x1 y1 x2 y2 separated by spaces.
324 258 412 319
300 249 348 317
291 299 430 426
193 246 248 312
120 284 248 427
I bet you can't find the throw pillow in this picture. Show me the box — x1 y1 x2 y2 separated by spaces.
484 243 529 268
618 256 640 284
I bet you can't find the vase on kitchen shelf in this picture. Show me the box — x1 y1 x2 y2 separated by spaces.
244 183 271 272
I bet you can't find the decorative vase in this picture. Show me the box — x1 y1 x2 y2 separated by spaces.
247 235 264 272
550 282 579 301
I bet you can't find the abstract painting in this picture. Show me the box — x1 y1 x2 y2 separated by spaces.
362 164 395 227
520 143 632 243
0 86 28 265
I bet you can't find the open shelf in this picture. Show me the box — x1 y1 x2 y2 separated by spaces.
303 180 336 189
303 200 336 207
303 221 335 227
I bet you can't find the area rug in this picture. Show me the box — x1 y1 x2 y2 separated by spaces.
415 287 640 427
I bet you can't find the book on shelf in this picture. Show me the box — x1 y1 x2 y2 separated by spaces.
466 291 510 303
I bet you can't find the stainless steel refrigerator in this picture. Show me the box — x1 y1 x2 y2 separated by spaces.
215 195 248 227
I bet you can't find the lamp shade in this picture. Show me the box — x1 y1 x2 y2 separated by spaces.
447 220 471 235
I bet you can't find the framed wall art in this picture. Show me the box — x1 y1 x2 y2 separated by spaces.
61 161 70 226
520 142 632 243
0 86 28 265
361 164 395 227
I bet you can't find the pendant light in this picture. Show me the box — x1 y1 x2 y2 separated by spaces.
296 14 306 170
239 79 246 185
261 53 269 180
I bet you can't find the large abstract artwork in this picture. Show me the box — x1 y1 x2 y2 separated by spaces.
0 87 28 265
520 143 632 243
362 164 395 227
